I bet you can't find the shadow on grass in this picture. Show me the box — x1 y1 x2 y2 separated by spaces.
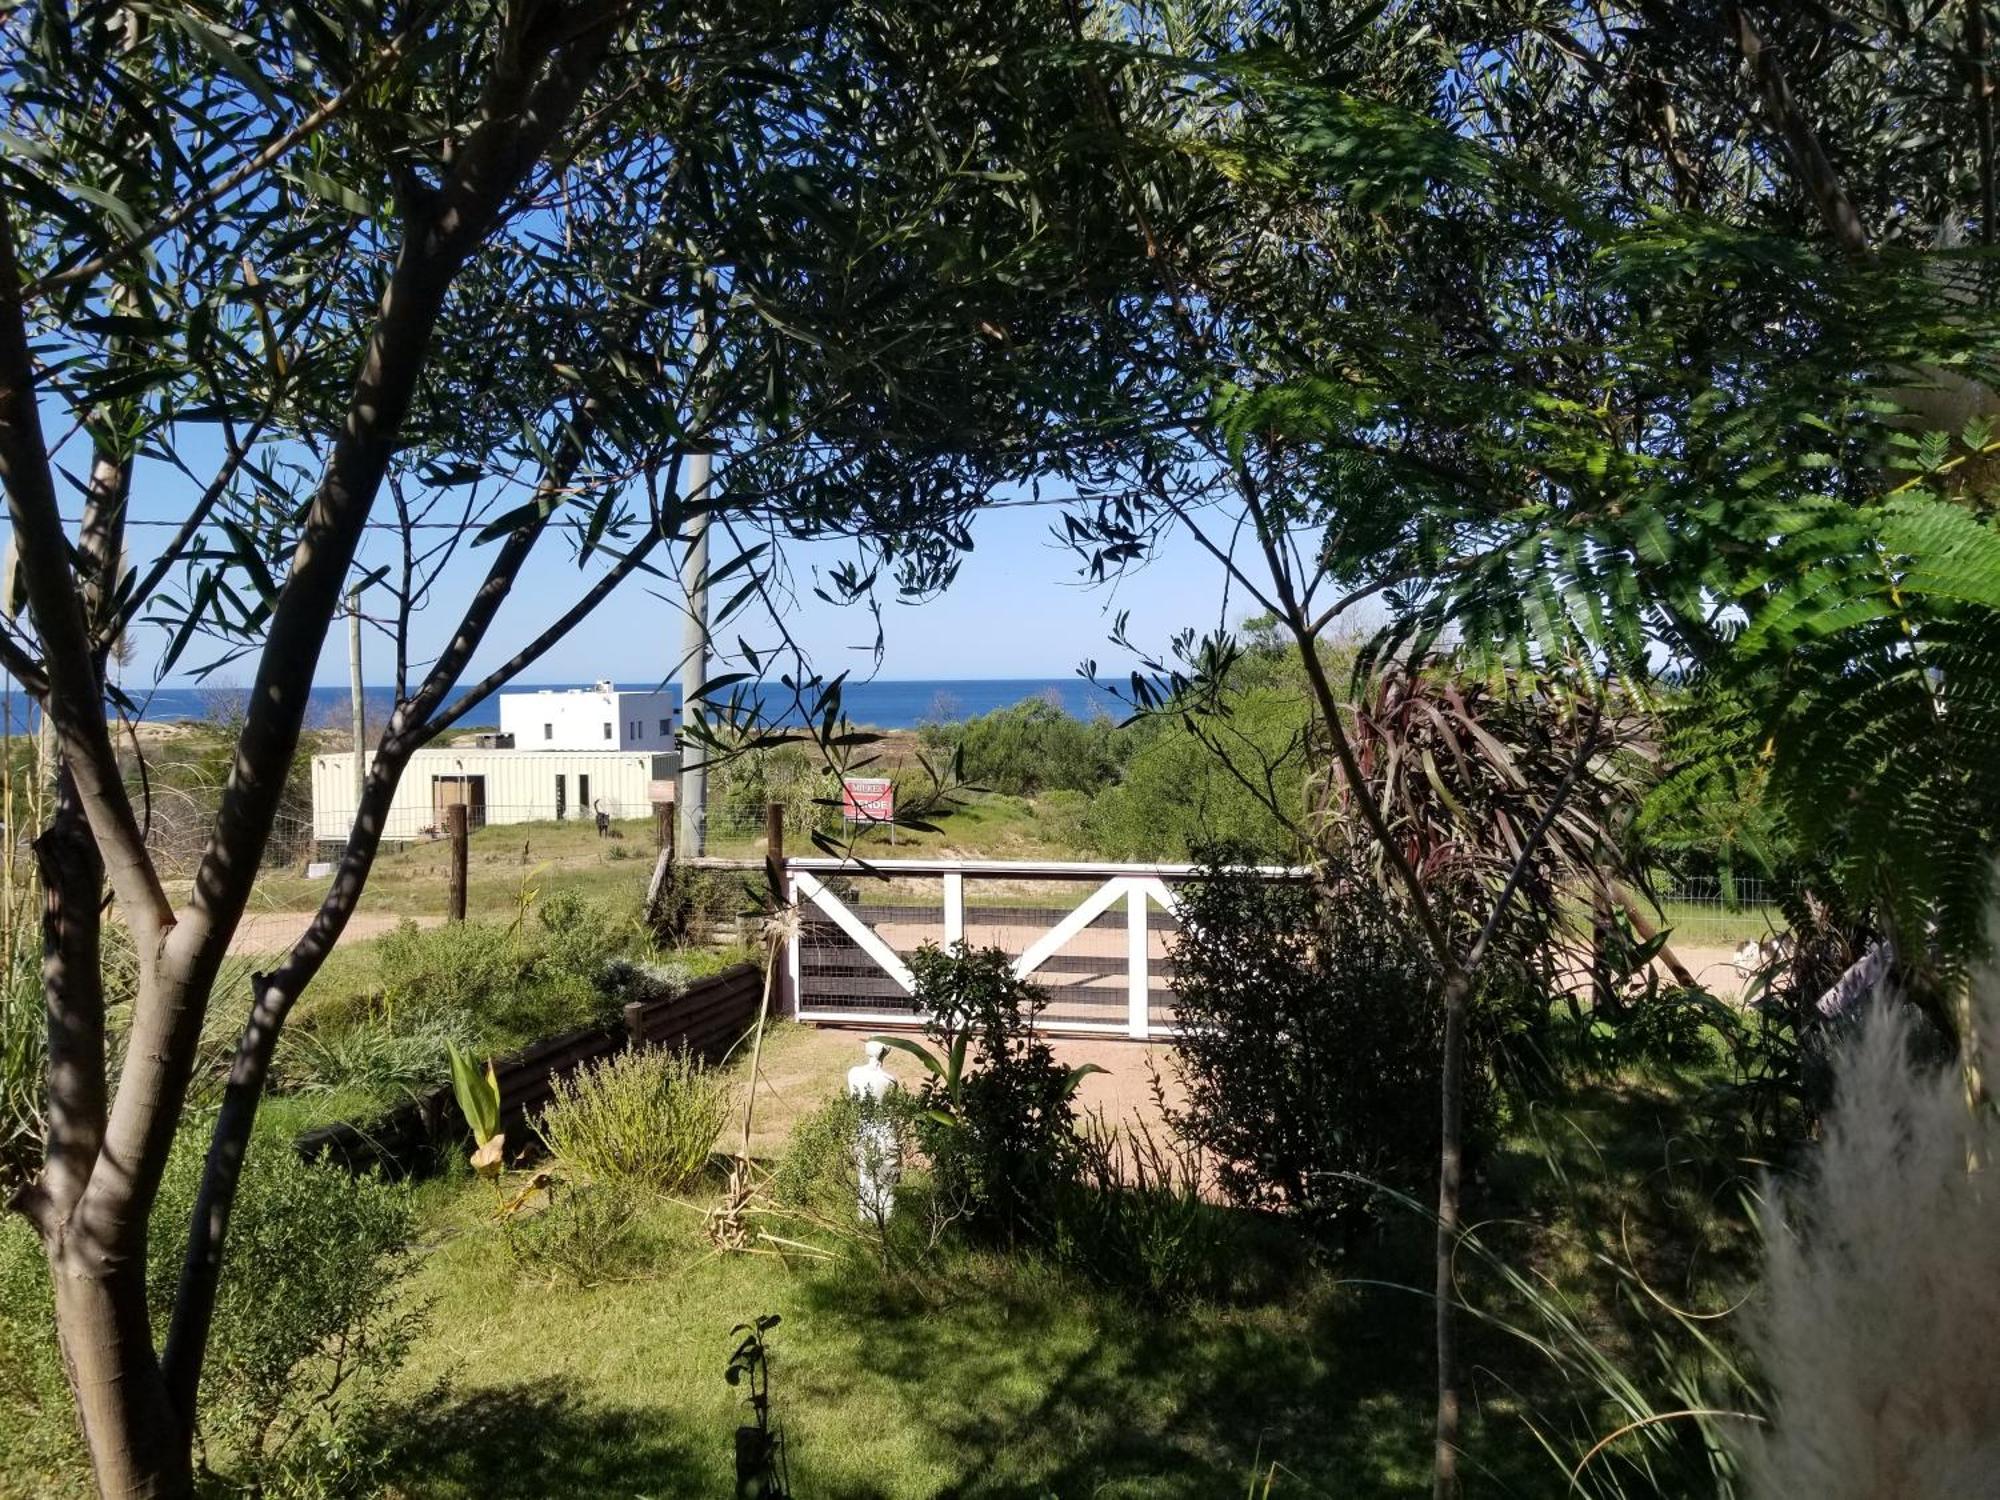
363 1383 713 1499
781 1074 1761 1500
789 1223 1521 1500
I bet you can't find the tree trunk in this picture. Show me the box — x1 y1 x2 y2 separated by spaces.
37 787 196 1497
51 1244 191 1500
1432 966 1470 1500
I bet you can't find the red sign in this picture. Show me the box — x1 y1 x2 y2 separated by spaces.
841 776 894 824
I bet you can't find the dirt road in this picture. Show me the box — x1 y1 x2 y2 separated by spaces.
226 909 442 956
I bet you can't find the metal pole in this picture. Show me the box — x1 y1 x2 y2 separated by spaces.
677 448 712 856
348 585 366 807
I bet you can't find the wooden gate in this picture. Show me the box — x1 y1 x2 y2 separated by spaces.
783 857 1303 1040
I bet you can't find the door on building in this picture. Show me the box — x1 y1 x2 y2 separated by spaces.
554 775 566 822
431 774 487 830
577 773 591 816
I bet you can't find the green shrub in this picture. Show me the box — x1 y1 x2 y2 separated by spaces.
1082 683 1308 861
0 1123 422 1498
502 1179 650 1288
1167 848 1490 1239
900 943 1094 1243
282 902 632 1107
281 1008 481 1101
1032 789 1092 851
953 697 1122 796
536 1046 730 1194
1053 1112 1226 1308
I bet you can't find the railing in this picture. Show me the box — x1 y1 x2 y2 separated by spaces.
782 857 1308 1042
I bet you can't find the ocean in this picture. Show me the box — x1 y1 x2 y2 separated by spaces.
0 677 1127 732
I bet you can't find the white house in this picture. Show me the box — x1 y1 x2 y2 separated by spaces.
309 746 679 845
499 682 675 751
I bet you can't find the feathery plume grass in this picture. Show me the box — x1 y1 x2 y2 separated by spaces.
1738 969 2000 1497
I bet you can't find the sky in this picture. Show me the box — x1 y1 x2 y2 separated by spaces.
329 489 1245 694
5 431 1253 694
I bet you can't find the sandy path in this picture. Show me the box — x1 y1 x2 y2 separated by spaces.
745 1022 1181 1157
226 909 442 956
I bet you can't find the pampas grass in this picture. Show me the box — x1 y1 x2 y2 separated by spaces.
1738 970 2000 1498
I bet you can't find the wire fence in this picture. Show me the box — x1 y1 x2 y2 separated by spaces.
1648 877 1795 951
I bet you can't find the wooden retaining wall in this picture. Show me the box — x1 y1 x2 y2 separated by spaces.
296 961 764 1177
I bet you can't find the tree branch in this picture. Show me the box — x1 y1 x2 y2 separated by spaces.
22 30 414 303
1730 5 1871 254
0 197 173 946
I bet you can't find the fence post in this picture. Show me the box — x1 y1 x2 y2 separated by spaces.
942 869 964 950
654 801 674 855
765 800 788 1012
1126 879 1149 1040
764 800 784 899
445 803 467 923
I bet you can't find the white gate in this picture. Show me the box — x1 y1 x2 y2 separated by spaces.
783 857 1303 1040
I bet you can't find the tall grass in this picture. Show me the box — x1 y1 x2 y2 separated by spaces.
0 950 43 1190
1735 975 2000 1498
537 1046 730 1194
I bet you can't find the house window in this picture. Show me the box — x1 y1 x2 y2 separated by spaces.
542 723 552 741
602 722 612 740
659 718 671 735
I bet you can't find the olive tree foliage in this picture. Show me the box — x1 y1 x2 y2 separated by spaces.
1047 3 2000 1492
0 1 1144 1493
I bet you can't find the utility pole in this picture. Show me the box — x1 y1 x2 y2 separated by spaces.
348 585 366 808
677 451 711 856
677 297 715 861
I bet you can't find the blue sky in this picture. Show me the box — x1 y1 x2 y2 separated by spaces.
326 492 1244 693
15 448 1250 693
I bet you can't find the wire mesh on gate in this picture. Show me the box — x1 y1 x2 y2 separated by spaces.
790 863 1197 1038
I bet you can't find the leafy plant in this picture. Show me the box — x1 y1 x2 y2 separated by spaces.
448 1044 505 1178
1167 848 1490 1238
877 943 1102 1243
726 1315 791 1500
2 1124 424 1496
536 1046 729 1195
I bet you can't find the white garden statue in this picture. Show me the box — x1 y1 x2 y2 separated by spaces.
845 1040 902 1223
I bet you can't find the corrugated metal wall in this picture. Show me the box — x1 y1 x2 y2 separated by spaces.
310 748 671 841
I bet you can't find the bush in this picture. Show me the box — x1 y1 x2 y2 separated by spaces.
1032 789 1092 851
772 1088 936 1269
902 943 1091 1242
537 1046 730 1194
279 898 635 1107
952 697 1122 797
1054 1111 1225 1308
503 1179 650 1288
0 1123 422 1498
1167 849 1489 1239
1082 683 1308 861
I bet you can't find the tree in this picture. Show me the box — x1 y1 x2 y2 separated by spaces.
0 3 1143 1492
1053 4 2000 1492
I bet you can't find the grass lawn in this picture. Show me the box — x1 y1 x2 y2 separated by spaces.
374 1181 1457 1499
347 1047 1756 1500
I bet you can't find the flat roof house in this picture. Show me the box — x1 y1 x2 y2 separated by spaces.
311 685 679 845
500 681 674 752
